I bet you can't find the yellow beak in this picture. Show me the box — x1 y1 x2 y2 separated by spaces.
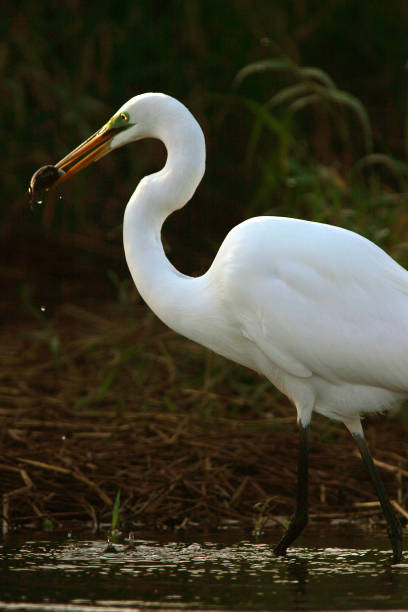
52 124 114 186
28 113 130 201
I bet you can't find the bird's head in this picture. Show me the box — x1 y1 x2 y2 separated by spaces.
48 102 139 186
28 93 201 202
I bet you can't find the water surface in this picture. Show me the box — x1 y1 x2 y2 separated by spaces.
1 530 408 611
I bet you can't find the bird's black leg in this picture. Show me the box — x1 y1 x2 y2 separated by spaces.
352 430 403 563
274 423 309 556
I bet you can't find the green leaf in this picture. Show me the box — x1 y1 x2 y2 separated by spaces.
111 488 121 531
290 94 321 112
355 153 408 177
42 518 54 532
324 88 373 153
266 83 311 109
233 58 294 87
300 66 336 89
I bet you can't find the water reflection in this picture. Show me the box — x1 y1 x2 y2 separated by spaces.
1 533 408 611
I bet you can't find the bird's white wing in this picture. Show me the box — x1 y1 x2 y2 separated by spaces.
215 216 408 390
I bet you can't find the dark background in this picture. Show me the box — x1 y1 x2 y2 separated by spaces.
3 0 408 316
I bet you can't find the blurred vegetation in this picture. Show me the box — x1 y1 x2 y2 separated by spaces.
3 0 408 397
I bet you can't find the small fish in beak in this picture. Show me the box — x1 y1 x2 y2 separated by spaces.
28 165 65 205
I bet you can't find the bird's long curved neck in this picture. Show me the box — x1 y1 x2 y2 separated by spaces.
123 109 208 338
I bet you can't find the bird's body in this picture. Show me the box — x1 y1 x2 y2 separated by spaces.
132 211 408 427
209 216 408 425
120 95 408 430
40 92 406 561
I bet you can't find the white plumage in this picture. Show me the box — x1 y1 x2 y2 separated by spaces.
47 92 406 561
119 95 408 432
211 216 408 424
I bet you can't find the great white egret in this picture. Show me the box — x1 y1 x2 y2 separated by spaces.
31 93 406 562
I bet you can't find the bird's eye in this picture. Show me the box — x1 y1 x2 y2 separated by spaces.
120 112 129 121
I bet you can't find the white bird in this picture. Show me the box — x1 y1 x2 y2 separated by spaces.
38 92 405 562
